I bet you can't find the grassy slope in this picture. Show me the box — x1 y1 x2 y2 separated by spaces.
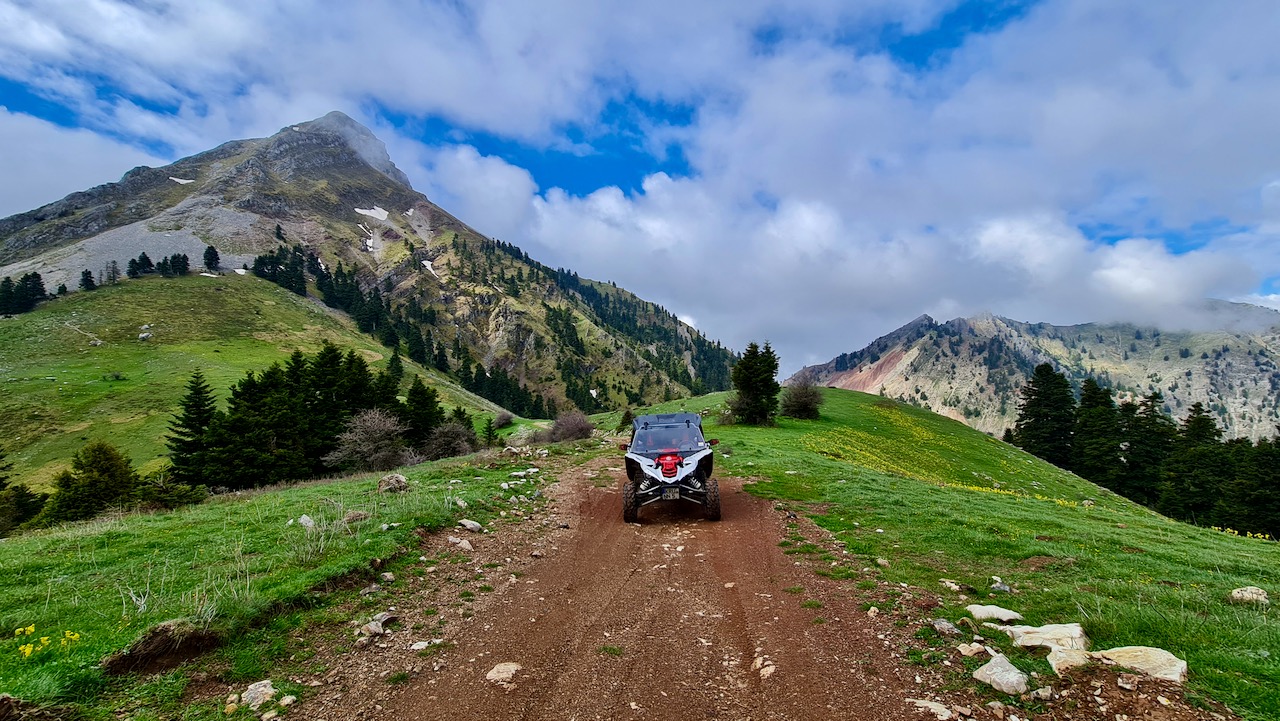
2 386 1274 717
0 275 500 489
0 449 561 710
600 389 1280 720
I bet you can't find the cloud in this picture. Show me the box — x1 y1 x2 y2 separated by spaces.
4 0 1280 375
0 108 165 218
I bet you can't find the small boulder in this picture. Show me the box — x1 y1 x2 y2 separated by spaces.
973 654 1028 695
965 604 1023 622
378 473 409 493
957 642 986 657
298 514 315 529
1094 646 1187 684
990 576 1011 593
459 519 483 532
1047 648 1092 675
138 332 152 341
241 680 277 710
486 662 522 685
907 698 954 720
931 619 961 636
1229 586 1269 606
876 558 891 567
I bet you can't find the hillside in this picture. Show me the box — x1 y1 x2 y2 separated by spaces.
1 389 1274 719
0 273 498 489
798 307 1280 439
0 111 736 418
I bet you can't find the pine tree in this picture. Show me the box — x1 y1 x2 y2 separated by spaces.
136 252 154 273
1157 403 1231 524
1012 363 1075 468
1070 378 1121 487
387 350 404 381
1117 392 1177 505
480 418 499 447
166 371 220 486
203 245 221 271
37 441 138 524
401 375 445 446
0 445 11 491
729 341 780 425
79 269 97 291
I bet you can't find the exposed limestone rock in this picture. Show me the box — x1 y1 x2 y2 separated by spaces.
486 662 522 687
973 654 1028 695
1047 648 1092 675
907 698 954 719
990 622 1089 651
241 680 277 710
459 519 483 532
957 642 986 657
965 604 1023 622
1095 646 1187 683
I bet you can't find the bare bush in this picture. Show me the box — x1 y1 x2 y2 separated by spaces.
780 371 824 420
323 409 409 471
422 422 479 460
533 411 596 443
493 411 515 429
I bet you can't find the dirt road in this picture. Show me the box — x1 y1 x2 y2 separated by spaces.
376 457 927 721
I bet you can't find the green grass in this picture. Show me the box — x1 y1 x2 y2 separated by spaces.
0 275 503 489
0 454 554 706
622 389 1280 720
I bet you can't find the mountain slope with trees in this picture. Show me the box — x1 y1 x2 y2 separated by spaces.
798 308 1280 440
0 111 736 424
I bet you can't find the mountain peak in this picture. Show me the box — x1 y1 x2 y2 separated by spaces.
285 111 413 189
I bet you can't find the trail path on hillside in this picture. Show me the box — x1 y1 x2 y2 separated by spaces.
285 448 1233 721
376 459 921 721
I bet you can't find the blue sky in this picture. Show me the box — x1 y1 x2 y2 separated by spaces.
2 0 1279 372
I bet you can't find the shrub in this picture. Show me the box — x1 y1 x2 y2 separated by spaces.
36 440 138 525
780 371 824 420
0 484 47 537
132 468 208 511
536 411 595 443
615 409 634 434
422 422 478 460
493 411 515 429
323 409 410 471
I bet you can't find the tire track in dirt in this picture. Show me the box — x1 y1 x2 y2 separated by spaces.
380 464 923 721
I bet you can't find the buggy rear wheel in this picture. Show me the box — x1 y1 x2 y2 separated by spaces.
703 476 721 521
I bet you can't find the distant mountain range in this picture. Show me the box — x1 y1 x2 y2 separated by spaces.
795 305 1280 440
0 111 736 413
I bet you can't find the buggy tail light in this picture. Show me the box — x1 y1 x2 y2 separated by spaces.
657 454 681 478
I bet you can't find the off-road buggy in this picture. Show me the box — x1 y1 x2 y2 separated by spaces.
619 412 721 522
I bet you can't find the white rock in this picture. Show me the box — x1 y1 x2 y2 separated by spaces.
957 642 986 657
459 519 483 532
965 604 1023 622
973 654 1029 695
241 680 277 710
410 641 431 650
992 623 1089 651
298 514 315 529
1029 686 1053 700
940 579 961 592
907 698 954 720
1229 586 1269 605
1094 646 1187 684
486 662 522 684
1046 648 1092 675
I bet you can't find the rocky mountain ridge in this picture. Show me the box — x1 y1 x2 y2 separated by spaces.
797 305 1280 440
0 112 735 413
